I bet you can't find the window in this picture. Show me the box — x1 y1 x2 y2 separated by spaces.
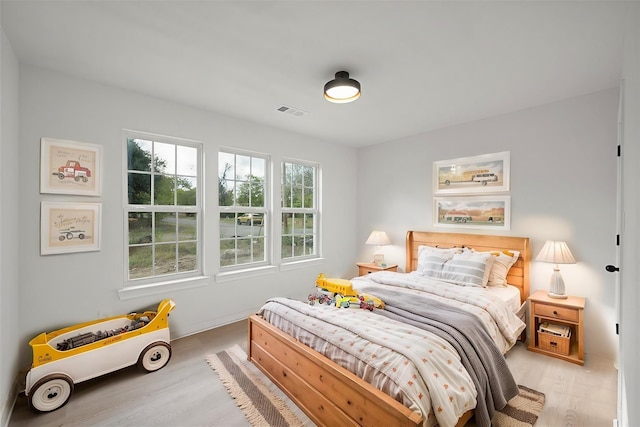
281 160 318 260
126 135 201 283
218 150 269 268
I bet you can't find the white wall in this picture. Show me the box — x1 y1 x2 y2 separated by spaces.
15 65 358 369
357 89 619 361
0 15 21 427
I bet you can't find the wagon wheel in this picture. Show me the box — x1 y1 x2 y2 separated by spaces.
66 232 74 240
57 173 65 180
28 374 74 412
482 181 488 186
444 180 451 185
82 177 88 183
78 234 85 239
74 176 80 182
137 342 172 372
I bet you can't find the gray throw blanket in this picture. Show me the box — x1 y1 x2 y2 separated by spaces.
360 285 519 427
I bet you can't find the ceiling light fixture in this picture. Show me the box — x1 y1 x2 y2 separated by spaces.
324 71 361 104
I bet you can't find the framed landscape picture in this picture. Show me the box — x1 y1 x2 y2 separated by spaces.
433 196 511 230
433 151 510 195
40 138 103 196
41 202 102 255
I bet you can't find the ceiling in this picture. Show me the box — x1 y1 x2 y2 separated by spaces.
1 1 631 147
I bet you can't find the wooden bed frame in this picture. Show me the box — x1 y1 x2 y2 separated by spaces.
248 231 530 427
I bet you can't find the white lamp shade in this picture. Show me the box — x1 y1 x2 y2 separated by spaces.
365 231 391 246
536 240 575 299
535 241 576 264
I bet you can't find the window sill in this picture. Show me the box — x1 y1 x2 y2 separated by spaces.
118 275 211 300
279 257 325 271
215 265 279 283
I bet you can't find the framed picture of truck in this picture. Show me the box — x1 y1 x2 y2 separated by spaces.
40 138 103 196
433 151 510 195
433 195 511 230
41 202 101 255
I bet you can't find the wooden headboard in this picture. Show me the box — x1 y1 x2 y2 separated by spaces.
405 231 530 303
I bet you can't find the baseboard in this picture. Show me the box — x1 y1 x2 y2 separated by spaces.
1 372 23 427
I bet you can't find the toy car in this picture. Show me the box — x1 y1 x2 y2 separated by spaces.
25 299 175 412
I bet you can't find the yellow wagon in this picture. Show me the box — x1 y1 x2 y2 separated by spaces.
25 299 175 412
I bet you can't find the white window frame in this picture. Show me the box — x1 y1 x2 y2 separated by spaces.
120 131 205 299
218 148 271 272
280 158 320 263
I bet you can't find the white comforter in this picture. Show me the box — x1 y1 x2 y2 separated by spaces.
353 271 526 353
258 271 525 427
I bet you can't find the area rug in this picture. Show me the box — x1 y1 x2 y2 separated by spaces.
206 344 311 427
491 385 546 427
207 345 544 427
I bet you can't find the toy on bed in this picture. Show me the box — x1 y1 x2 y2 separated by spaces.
312 273 385 309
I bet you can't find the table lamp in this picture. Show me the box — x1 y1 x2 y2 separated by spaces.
366 230 391 266
535 240 576 299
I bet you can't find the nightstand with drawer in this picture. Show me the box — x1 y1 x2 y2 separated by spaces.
528 289 585 365
356 262 398 276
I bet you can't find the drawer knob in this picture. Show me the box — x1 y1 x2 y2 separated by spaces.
553 310 558 315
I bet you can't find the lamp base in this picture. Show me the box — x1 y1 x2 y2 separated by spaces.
547 292 568 299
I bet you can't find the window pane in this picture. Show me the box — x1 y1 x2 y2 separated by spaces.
128 139 152 172
252 237 265 262
282 185 292 208
236 155 250 180
236 238 252 264
293 236 304 256
177 176 197 206
129 245 153 279
303 165 314 187
304 235 315 255
292 186 303 208
252 157 265 179
220 238 236 267
304 213 314 233
250 176 265 207
155 243 177 275
219 213 236 239
219 179 234 207
178 213 197 241
281 236 293 258
178 242 197 272
155 212 176 243
176 145 197 176
154 175 175 205
128 173 151 205
282 213 293 234
154 142 175 174
128 212 152 244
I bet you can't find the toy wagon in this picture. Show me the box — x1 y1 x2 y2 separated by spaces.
25 299 175 412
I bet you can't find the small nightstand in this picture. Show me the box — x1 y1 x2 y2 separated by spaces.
528 289 585 365
357 262 398 276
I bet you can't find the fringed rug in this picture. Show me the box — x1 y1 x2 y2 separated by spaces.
206 345 311 427
492 385 545 427
207 345 544 427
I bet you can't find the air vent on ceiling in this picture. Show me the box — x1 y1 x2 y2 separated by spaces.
276 105 307 118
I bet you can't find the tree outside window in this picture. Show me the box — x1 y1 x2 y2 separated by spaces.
218 150 268 268
126 137 200 282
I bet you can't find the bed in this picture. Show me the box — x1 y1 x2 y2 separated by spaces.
248 231 530 427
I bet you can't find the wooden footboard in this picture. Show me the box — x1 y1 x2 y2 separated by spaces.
248 314 474 427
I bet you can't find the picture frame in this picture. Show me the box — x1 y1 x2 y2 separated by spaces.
433 151 510 195
41 202 102 255
40 138 103 196
433 195 511 230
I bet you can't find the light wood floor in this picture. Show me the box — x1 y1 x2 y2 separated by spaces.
8 320 617 427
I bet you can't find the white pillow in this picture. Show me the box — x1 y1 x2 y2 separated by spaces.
487 250 520 287
417 245 461 274
423 251 495 287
